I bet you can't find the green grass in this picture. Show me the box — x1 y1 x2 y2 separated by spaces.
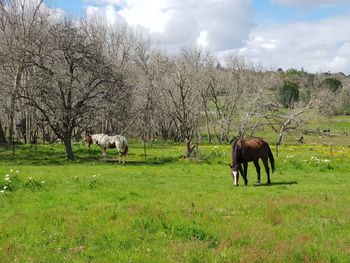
1 140 350 262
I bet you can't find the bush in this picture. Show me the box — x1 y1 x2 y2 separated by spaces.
322 78 342 93
279 81 300 108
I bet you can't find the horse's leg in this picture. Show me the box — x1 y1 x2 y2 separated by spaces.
115 147 121 163
237 164 245 186
253 160 261 185
262 157 271 185
243 162 248 185
101 148 107 157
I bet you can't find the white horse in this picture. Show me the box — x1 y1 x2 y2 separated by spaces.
85 133 129 163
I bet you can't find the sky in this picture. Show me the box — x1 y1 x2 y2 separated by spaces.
46 0 350 74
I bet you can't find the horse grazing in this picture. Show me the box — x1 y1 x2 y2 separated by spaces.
85 133 129 163
230 137 275 186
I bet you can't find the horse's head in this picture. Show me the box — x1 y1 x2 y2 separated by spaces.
230 139 243 186
85 134 93 147
229 163 239 186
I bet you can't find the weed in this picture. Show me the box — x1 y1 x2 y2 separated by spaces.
0 170 20 193
24 177 45 191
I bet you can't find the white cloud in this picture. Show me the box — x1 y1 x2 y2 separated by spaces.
237 14 350 74
272 0 347 8
85 0 170 32
196 30 209 48
83 0 350 74
86 4 125 25
84 0 255 52
118 0 170 32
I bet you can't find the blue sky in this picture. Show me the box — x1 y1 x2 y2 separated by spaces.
46 0 350 74
252 0 350 23
47 0 83 16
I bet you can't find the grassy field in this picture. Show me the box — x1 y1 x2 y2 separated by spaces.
1 131 350 262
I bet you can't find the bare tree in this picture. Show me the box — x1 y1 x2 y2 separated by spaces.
0 0 45 144
161 47 207 157
21 19 126 160
208 54 254 142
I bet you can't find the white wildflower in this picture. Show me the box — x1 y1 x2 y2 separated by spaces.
28 177 33 181
15 170 19 173
93 174 96 178
5 174 10 178
0 190 4 193
10 169 13 172
3 186 7 190
4 177 11 182
323 159 330 163
41 181 45 184
213 146 219 149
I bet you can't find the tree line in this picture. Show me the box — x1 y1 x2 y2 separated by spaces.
1 0 349 160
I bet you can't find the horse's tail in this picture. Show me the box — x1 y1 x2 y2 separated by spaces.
120 139 128 156
268 145 275 173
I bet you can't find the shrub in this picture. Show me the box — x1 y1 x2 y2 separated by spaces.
279 81 300 108
322 78 342 93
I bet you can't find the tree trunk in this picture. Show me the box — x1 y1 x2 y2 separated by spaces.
9 102 15 144
9 67 22 144
203 101 212 143
63 133 74 160
0 119 6 145
186 139 192 157
185 138 196 158
26 113 31 144
143 139 147 157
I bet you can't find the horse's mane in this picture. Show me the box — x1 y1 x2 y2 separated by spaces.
230 136 243 148
231 136 243 166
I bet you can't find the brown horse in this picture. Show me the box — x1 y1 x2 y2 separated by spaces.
230 137 275 186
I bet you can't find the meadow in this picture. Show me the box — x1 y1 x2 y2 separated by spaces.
0 133 350 262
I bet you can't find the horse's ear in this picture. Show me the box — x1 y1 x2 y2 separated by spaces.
229 164 232 168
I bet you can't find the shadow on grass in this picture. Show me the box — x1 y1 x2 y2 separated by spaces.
0 156 180 166
0 145 181 166
254 181 298 187
105 158 180 166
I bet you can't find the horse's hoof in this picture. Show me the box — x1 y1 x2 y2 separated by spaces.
254 182 261 186
267 182 272 186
